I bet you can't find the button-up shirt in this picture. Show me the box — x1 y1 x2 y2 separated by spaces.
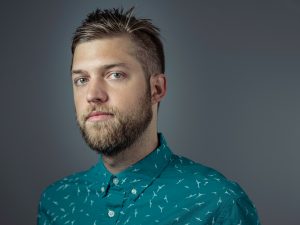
38 134 261 225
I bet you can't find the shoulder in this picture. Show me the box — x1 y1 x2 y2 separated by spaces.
166 154 249 201
163 154 260 223
39 165 98 205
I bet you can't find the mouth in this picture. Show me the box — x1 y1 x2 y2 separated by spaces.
86 111 114 122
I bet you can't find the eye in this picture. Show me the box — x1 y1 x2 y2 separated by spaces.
107 72 125 80
74 77 88 86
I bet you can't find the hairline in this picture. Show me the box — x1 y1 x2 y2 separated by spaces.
71 33 156 78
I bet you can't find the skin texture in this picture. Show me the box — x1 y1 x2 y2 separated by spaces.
71 36 166 174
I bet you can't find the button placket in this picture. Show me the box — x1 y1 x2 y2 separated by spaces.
105 178 126 222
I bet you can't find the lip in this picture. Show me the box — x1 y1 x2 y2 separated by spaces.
86 111 114 122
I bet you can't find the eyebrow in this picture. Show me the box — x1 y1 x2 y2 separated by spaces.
71 63 129 76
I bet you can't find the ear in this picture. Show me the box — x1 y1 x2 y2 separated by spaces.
150 74 167 105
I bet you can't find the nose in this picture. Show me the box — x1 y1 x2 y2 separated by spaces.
86 78 108 104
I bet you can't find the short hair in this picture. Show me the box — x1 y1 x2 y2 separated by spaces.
71 7 165 77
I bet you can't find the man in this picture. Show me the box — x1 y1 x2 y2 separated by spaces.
38 7 261 225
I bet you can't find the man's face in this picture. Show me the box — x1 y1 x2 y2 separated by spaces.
71 36 153 156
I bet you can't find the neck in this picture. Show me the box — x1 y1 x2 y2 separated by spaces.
101 126 158 174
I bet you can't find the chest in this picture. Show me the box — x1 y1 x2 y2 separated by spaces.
43 182 219 225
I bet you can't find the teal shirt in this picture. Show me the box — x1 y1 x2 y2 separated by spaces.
38 134 261 225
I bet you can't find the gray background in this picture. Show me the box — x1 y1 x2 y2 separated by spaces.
1 0 299 224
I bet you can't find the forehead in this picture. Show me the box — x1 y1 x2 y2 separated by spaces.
72 36 140 69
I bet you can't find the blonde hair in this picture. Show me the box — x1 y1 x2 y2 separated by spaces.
71 7 165 77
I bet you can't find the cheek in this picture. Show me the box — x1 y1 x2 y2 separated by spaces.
73 94 85 114
113 86 145 106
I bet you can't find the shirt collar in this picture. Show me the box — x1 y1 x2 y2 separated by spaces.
92 133 172 200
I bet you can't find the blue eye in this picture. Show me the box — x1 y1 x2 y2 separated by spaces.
74 77 88 86
108 72 125 80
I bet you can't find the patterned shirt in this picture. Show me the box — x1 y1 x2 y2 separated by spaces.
38 133 261 225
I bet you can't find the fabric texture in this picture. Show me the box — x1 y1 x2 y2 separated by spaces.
38 133 261 225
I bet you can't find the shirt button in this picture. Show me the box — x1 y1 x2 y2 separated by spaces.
101 186 105 193
131 188 137 195
108 209 115 218
113 178 119 185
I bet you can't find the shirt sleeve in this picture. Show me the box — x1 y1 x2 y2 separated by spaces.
37 209 50 225
215 195 261 225
37 191 51 225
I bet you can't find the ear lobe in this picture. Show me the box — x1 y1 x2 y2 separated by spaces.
150 74 167 104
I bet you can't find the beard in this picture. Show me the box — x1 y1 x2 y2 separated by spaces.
76 86 153 157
